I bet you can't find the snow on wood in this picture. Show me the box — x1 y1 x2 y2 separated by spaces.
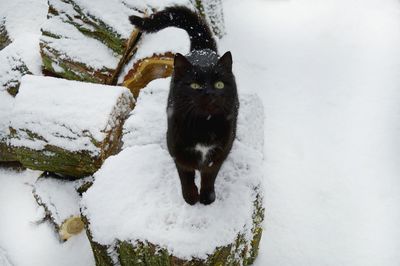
9 75 134 177
82 78 265 265
191 0 226 38
32 173 84 241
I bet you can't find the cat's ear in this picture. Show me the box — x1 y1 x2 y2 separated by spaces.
217 51 233 72
173 53 191 78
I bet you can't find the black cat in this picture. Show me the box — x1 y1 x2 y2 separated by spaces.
129 6 239 205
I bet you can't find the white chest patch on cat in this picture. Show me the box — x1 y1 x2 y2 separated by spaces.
194 144 215 163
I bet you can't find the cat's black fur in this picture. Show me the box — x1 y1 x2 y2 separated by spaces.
129 6 239 205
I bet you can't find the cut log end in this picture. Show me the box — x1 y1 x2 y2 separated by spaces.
123 53 174 98
60 216 85 241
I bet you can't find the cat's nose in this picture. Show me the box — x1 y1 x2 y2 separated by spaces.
204 88 215 95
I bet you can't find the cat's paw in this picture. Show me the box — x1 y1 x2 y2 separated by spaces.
200 190 216 205
182 187 199 205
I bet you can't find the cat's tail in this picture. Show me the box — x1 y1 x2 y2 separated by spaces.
129 6 217 52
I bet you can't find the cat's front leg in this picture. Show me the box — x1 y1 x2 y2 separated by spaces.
200 164 222 205
175 163 199 205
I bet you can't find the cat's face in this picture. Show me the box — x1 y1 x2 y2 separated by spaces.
171 51 237 116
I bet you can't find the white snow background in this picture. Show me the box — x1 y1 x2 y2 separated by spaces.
1 0 400 265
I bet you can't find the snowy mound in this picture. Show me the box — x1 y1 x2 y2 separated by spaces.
82 78 265 262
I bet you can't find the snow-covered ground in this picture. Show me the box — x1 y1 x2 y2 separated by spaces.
1 0 400 265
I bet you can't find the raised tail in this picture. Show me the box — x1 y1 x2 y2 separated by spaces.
129 6 217 52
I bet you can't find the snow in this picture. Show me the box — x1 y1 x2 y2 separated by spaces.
219 0 400 265
10 75 134 154
122 79 169 148
0 0 47 42
1 0 400 265
134 28 190 59
0 247 13 266
82 78 264 259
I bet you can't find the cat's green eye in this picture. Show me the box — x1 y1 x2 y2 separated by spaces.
214 81 225 89
190 83 201 90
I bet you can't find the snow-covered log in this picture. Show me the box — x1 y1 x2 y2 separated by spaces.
40 0 141 84
9 75 134 177
81 78 265 265
32 173 85 241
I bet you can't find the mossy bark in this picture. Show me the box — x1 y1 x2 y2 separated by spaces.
9 125 120 178
12 144 101 178
0 19 11 50
0 140 17 162
84 190 264 266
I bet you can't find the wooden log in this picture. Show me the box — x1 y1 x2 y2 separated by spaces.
9 75 134 177
82 79 265 265
32 172 85 241
122 53 174 98
40 0 141 84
